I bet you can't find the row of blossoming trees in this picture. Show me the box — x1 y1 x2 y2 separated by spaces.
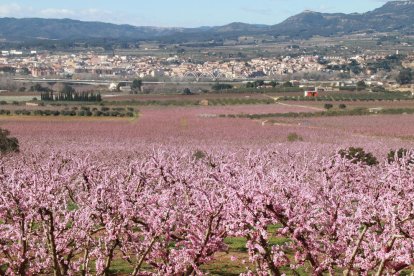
0 149 413 275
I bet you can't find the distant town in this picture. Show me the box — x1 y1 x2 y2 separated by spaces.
0 49 413 92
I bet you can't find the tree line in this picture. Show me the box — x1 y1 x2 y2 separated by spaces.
40 85 102 102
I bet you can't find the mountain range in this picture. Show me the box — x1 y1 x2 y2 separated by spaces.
0 0 413 43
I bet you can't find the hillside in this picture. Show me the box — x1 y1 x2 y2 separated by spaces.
271 0 414 38
0 1 413 42
0 18 181 40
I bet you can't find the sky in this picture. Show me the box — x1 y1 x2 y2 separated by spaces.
0 0 390 27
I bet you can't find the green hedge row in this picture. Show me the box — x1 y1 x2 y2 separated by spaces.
220 107 414 119
0 109 136 117
109 98 275 106
282 92 411 102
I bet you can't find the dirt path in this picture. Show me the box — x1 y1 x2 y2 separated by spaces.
263 94 324 111
275 102 324 111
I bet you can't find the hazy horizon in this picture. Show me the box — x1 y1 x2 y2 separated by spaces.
0 0 390 28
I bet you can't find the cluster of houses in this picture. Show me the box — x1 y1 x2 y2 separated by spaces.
0 51 412 93
0 50 409 78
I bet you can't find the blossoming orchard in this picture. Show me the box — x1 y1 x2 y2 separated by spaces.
0 148 413 275
1 102 414 275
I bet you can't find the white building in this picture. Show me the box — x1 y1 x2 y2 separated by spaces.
109 83 118 91
10 50 23 55
119 86 132 92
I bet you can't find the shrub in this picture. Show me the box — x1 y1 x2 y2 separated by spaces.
356 81 367 91
324 103 334 110
287 133 304 142
339 104 347 109
338 147 378 166
0 128 19 154
387 148 414 164
282 81 293 87
183 88 193 95
131 79 143 93
0 110 11 115
193 150 207 160
396 68 413 85
62 110 76 116
212 83 233 91
371 86 386 93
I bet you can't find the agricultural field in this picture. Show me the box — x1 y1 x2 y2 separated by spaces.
1 94 414 275
103 92 276 102
281 100 414 110
0 95 38 102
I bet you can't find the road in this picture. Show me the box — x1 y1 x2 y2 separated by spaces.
13 78 244 86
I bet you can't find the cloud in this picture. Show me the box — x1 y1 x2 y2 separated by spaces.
0 3 133 24
38 8 111 21
0 3 24 16
39 8 76 17
0 2 163 26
